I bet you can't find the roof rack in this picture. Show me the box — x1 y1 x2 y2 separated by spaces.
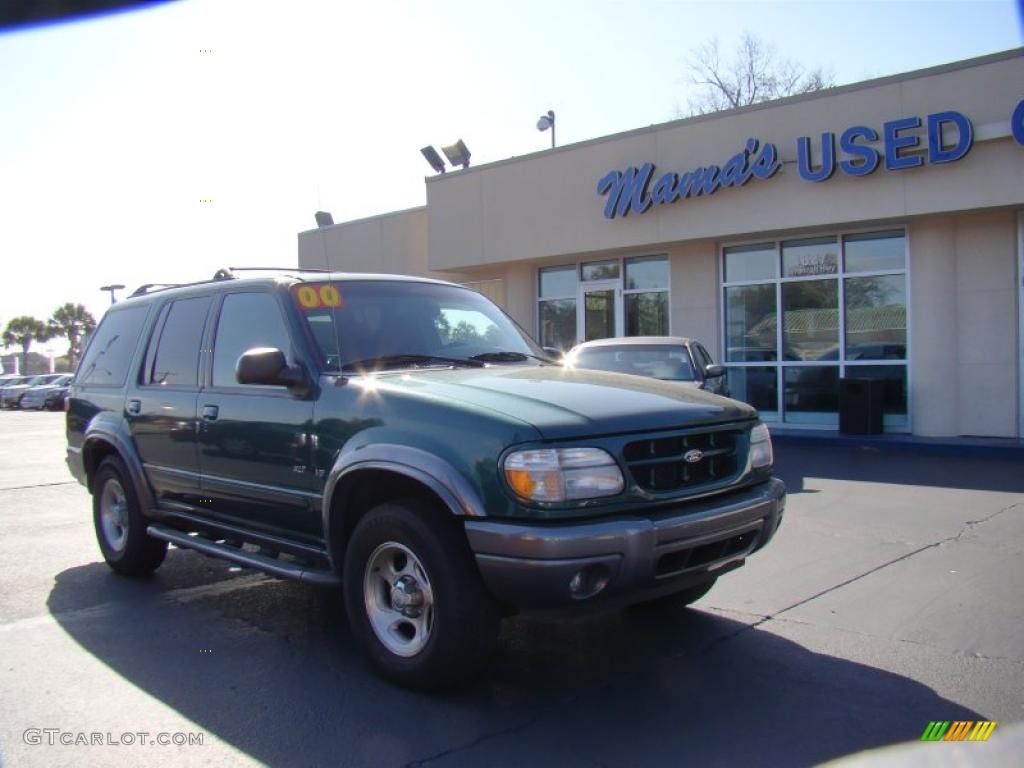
228 266 331 273
128 268 238 297
127 267 325 298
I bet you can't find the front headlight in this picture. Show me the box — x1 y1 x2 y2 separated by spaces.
503 447 624 502
750 423 773 469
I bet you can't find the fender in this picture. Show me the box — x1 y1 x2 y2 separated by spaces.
322 444 488 565
81 412 158 516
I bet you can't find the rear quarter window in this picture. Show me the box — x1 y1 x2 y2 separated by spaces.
76 305 150 387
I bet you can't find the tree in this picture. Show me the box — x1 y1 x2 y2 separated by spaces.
48 303 96 369
2 316 53 374
683 33 834 116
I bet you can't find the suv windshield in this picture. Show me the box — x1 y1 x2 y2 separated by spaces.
571 345 696 381
293 280 545 372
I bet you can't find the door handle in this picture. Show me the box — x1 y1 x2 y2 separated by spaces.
126 399 141 415
201 405 219 421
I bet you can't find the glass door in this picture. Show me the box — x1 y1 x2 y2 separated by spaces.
578 280 622 342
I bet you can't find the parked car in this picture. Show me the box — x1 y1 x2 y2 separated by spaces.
0 375 29 395
565 336 730 396
67 271 784 690
1 373 66 409
19 374 74 411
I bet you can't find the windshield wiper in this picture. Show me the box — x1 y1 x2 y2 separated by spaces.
341 354 485 372
469 351 553 364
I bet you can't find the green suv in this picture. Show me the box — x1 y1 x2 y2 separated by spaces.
66 271 785 689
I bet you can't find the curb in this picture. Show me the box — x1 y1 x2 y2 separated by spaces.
769 431 1024 459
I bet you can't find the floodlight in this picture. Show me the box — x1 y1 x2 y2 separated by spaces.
441 139 471 169
420 145 447 174
314 211 334 228
536 110 556 148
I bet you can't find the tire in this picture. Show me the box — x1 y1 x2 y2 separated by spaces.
92 456 167 576
630 578 717 612
342 499 500 690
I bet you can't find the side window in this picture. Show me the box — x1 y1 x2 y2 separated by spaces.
212 293 291 388
145 296 212 387
77 305 150 386
695 343 714 369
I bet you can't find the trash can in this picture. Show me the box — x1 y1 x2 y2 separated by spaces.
839 377 884 435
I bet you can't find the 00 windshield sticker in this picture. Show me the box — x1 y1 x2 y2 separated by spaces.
293 284 343 310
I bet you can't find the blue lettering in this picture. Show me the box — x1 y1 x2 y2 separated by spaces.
838 125 880 176
1012 98 1024 147
884 116 923 171
750 142 780 179
678 166 721 197
927 111 973 164
596 163 654 219
719 139 756 187
650 172 680 204
796 133 835 182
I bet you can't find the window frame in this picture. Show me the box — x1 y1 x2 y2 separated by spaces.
76 303 153 389
536 254 671 347
719 226 911 431
205 289 298 397
139 296 214 391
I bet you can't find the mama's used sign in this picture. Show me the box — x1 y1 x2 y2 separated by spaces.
596 99 1024 220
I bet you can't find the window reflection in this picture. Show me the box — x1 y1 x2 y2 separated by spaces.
540 299 576 350
725 284 777 362
724 243 776 282
845 275 906 359
782 237 838 277
782 280 838 361
727 367 778 414
844 231 905 273
625 292 668 335
784 366 839 423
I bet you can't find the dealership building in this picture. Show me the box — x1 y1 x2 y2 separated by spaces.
299 49 1024 439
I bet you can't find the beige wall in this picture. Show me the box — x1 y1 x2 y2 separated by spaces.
425 51 1024 273
668 241 719 352
910 210 1019 437
298 207 460 280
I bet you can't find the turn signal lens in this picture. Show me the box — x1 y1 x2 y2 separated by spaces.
504 447 624 502
750 423 773 469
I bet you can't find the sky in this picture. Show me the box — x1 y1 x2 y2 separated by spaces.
0 0 1021 357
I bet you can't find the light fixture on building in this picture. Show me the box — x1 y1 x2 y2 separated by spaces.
99 284 125 304
314 211 334 228
420 145 447 174
537 110 556 148
441 139 471 169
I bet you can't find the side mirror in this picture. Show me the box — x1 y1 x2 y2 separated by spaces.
704 364 726 379
236 348 308 390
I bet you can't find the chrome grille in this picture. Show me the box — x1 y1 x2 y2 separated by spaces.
623 428 741 493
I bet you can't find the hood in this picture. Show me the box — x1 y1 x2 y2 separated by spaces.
368 365 756 439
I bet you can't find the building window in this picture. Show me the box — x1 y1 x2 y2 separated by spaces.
538 265 576 351
580 259 620 281
624 255 669 336
722 230 908 429
537 255 670 348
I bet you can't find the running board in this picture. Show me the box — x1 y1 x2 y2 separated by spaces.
147 523 339 587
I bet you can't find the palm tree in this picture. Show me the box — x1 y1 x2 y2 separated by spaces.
48 303 97 369
3 316 53 374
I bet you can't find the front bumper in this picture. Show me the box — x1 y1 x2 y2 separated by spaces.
465 478 785 610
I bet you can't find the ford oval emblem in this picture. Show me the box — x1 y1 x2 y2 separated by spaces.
683 448 704 464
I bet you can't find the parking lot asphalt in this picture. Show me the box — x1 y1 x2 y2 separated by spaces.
0 411 1021 767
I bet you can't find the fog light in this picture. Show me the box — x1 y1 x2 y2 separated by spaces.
568 564 610 600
